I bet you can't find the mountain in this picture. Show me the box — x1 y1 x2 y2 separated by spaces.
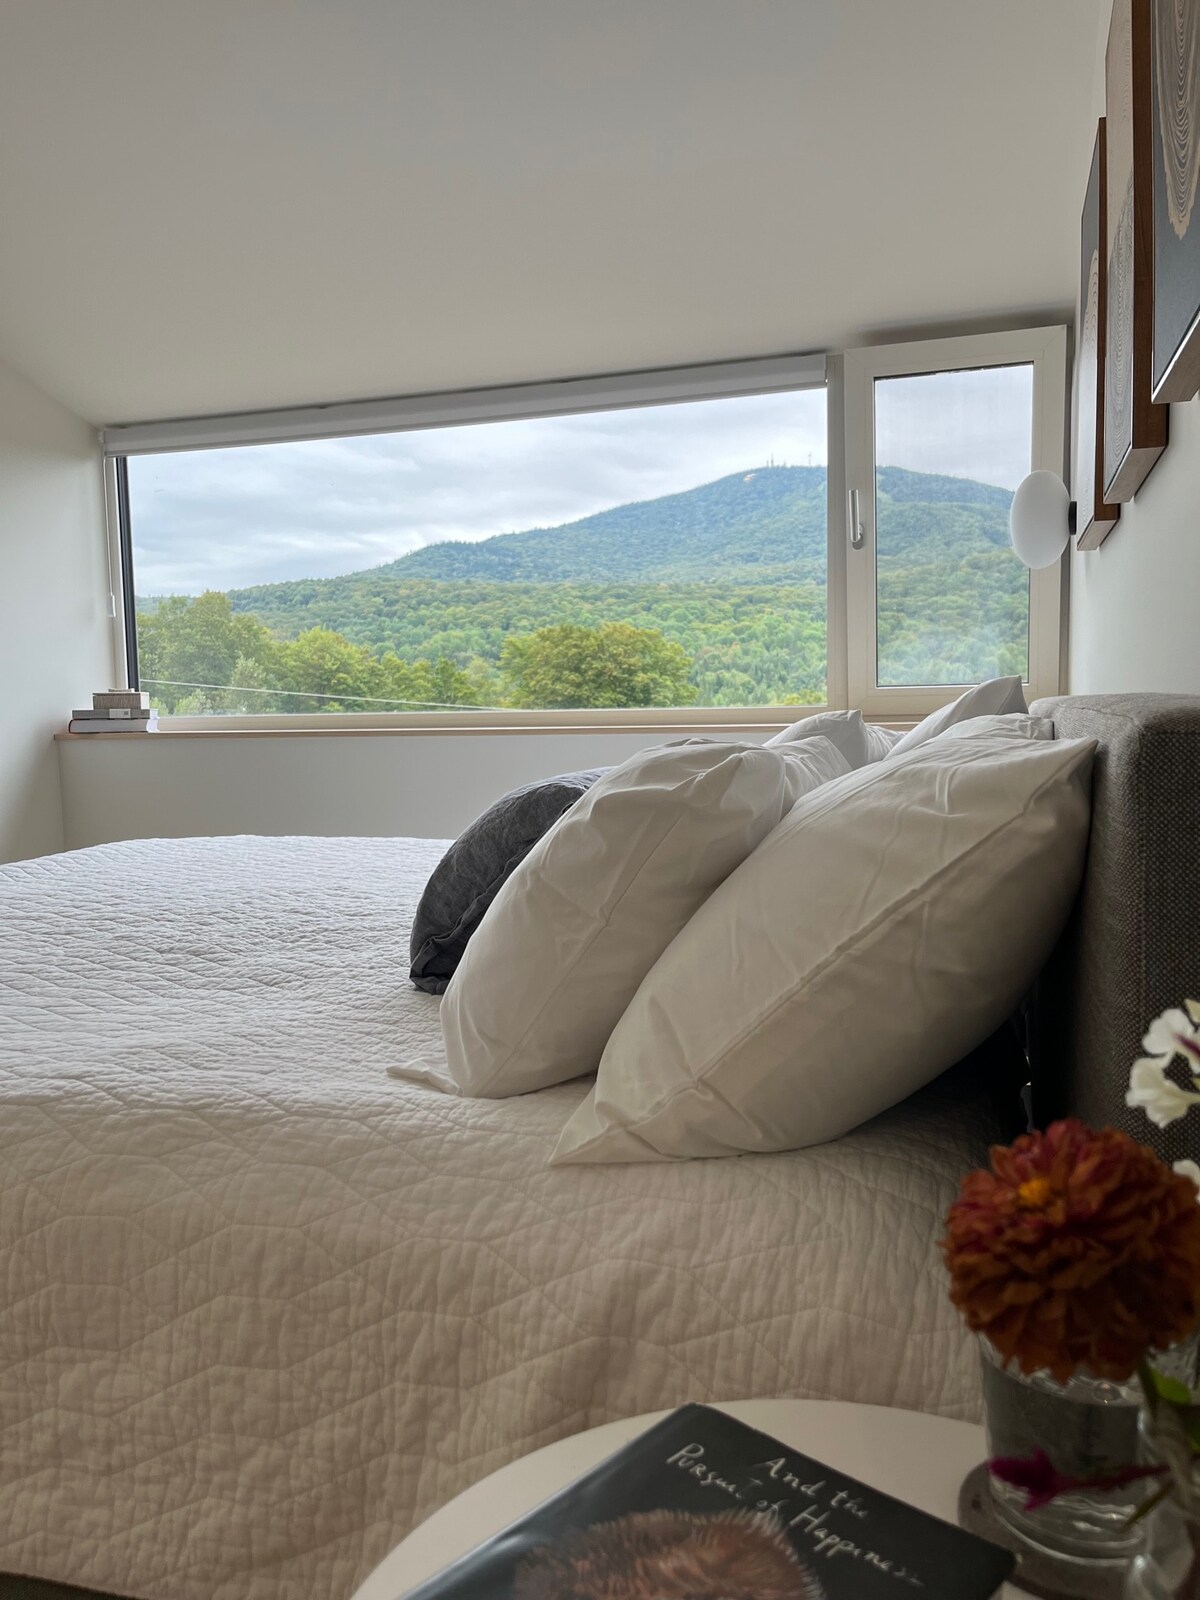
228 462 1011 610
875 466 1011 509
381 464 828 584
163 461 1023 711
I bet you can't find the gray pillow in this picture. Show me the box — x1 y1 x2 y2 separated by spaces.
408 770 606 994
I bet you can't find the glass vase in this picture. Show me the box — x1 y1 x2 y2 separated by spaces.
1124 1497 1200 1599
980 1336 1143 1565
1125 1408 1200 1600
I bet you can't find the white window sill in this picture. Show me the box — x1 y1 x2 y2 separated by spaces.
56 708 917 741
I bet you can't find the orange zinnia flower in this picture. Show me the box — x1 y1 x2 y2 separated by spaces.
942 1119 1200 1382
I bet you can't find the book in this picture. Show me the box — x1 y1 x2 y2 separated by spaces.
398 1404 1014 1599
68 716 157 734
71 707 152 721
91 690 150 711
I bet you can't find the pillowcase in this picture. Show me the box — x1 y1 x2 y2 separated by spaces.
766 708 902 766
552 722 1095 1165
408 768 605 994
936 712 1054 745
765 708 872 768
425 736 851 1098
863 722 904 760
886 676 1028 757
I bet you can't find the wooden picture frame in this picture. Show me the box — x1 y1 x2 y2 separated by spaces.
1150 0 1200 401
1105 0 1169 500
1076 122 1122 549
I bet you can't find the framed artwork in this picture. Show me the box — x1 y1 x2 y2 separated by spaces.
1075 121 1122 549
1105 0 1169 501
1151 0 1200 400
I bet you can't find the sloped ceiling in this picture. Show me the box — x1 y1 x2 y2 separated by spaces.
0 0 1105 425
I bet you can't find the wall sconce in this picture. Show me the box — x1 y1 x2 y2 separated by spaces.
1009 471 1077 570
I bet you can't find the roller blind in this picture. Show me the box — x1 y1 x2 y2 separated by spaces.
100 353 827 457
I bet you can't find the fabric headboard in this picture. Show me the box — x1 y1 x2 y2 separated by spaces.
1029 693 1200 1165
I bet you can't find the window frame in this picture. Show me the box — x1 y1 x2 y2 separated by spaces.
107 331 1066 733
842 325 1068 715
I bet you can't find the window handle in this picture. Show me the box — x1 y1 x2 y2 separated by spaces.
848 488 865 550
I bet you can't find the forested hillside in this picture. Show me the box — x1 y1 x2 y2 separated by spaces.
381 463 828 583
136 463 1028 713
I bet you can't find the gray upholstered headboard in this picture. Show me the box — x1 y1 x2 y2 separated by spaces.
1029 694 1200 1165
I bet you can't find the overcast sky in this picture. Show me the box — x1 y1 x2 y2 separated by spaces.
128 367 1031 594
875 362 1033 495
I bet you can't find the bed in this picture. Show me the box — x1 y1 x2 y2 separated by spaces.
0 694 1195 1600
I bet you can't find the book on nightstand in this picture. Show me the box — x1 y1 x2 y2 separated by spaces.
68 711 157 733
397 1404 1014 1599
71 707 152 720
90 690 150 711
68 691 157 733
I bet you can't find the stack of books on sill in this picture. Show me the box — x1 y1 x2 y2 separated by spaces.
68 690 158 735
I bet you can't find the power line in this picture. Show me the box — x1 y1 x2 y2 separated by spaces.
140 678 503 712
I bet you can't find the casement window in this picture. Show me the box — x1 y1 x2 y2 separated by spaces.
103 327 1065 731
840 326 1067 715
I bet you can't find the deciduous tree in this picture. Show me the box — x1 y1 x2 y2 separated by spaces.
500 622 696 709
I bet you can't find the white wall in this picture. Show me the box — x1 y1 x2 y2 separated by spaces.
0 360 112 861
1068 396 1200 693
1066 4 1200 696
58 727 764 850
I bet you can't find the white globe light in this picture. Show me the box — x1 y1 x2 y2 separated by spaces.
1009 471 1072 570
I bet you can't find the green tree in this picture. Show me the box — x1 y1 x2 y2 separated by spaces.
137 591 278 711
278 627 374 709
500 622 696 709
381 654 497 710
136 596 496 714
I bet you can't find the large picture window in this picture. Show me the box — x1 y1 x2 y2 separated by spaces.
107 329 1066 728
122 386 828 718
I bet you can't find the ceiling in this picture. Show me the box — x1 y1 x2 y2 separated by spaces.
0 0 1106 426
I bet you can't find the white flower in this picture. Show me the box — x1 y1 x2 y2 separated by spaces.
1126 1057 1200 1129
1174 1160 1200 1193
1142 1008 1198 1064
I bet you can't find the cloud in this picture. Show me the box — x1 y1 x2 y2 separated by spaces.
127 389 827 592
127 366 1034 595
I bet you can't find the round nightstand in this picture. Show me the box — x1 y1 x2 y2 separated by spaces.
352 1398 1028 1600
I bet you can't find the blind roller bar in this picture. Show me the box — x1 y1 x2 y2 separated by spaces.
100 353 827 457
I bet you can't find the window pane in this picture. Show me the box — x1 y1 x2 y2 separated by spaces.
873 364 1032 688
126 389 827 714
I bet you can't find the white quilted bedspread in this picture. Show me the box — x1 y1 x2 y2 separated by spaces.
0 837 996 1600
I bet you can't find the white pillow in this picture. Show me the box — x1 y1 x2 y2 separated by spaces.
423 737 851 1099
552 723 1095 1165
936 712 1054 745
863 722 904 760
767 707 902 766
765 708 872 768
886 676 1027 757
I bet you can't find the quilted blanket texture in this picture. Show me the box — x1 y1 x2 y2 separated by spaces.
0 837 993 1600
